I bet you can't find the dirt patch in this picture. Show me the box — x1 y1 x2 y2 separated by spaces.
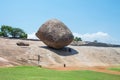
46 66 120 75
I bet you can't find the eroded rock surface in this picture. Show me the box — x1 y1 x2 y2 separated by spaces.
36 19 74 49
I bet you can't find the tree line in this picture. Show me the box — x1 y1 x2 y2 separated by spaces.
0 25 27 39
74 37 82 41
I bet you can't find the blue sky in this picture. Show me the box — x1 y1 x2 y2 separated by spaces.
0 0 120 44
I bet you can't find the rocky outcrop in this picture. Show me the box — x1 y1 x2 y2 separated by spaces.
16 42 29 46
36 19 74 49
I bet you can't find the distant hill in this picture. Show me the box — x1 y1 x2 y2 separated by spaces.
71 41 120 47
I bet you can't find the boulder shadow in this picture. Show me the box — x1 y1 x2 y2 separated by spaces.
39 46 78 56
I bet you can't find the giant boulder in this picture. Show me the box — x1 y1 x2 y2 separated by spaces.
36 19 74 49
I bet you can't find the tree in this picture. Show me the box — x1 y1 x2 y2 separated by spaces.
10 28 26 38
74 37 82 41
20 33 27 39
0 32 3 36
93 40 98 43
0 25 27 39
1 25 12 37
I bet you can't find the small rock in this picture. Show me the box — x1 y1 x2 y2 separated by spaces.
16 42 29 46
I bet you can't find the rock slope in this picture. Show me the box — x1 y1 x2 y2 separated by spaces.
0 37 120 68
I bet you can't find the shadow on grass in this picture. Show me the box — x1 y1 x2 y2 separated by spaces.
39 46 78 56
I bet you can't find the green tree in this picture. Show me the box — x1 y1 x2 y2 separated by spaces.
1 25 12 37
0 32 3 36
20 33 27 39
0 25 27 39
10 28 25 38
74 37 82 41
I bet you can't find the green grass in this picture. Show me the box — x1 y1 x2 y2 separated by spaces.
109 67 120 72
0 66 119 80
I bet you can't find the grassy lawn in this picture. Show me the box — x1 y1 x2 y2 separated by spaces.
0 66 120 80
109 67 120 72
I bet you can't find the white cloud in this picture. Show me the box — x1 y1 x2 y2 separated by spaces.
73 32 119 44
28 32 38 39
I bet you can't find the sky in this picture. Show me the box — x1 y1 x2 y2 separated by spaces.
0 0 120 44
